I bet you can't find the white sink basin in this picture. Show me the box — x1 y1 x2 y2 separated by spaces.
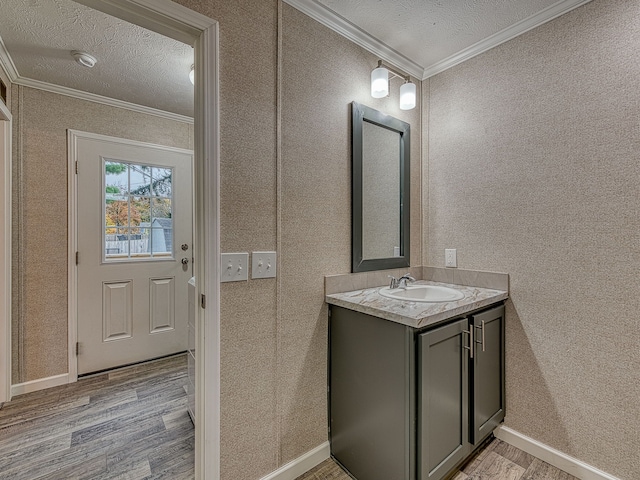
379 284 465 303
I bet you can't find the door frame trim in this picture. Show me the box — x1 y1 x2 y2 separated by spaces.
67 2 220 479
0 97 11 404
67 129 195 379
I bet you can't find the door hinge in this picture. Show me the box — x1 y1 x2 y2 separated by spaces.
75 252 79 265
200 294 206 309
76 342 79 355
75 161 78 174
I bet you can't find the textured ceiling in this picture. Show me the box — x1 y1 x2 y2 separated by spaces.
314 0 571 73
0 0 194 118
0 0 587 116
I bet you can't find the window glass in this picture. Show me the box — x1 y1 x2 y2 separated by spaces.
103 159 173 261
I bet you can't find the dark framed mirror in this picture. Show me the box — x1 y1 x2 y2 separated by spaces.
352 102 410 272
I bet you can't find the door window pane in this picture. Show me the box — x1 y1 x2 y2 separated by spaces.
152 167 172 197
152 198 172 219
151 227 172 255
105 200 129 227
103 159 173 261
131 196 151 225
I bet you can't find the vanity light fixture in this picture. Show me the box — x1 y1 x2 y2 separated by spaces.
71 50 97 68
189 64 195 85
370 60 416 110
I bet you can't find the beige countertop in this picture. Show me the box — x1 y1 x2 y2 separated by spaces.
325 280 508 329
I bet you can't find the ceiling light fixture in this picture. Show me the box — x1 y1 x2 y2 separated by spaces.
370 60 416 110
71 50 97 68
189 65 195 85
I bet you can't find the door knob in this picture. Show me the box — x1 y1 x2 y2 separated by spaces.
181 258 189 265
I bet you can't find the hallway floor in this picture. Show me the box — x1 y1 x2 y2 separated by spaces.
1 355 578 480
0 354 193 479
297 437 579 480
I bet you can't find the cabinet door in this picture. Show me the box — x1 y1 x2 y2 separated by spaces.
470 304 505 445
419 318 469 480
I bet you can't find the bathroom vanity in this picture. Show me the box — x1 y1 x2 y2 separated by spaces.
326 281 507 480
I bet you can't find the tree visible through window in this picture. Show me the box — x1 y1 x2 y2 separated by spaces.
104 159 173 260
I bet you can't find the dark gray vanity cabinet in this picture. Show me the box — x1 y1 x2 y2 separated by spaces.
329 303 505 480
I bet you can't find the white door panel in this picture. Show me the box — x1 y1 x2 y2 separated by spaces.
76 134 192 375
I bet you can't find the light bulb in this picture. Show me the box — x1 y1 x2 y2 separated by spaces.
371 67 389 98
399 81 416 110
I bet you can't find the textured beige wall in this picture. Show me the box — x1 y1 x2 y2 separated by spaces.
280 4 421 465
421 79 429 267
426 1 640 478
11 86 192 383
172 1 279 478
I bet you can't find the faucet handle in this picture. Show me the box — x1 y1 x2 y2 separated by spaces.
388 275 399 289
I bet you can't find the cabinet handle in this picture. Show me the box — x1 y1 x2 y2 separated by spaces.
463 328 474 359
475 320 486 352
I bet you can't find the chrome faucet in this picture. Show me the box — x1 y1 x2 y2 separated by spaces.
398 273 416 288
388 273 416 289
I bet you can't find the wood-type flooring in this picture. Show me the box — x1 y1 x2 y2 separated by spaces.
1 355 577 480
297 438 579 480
0 354 194 479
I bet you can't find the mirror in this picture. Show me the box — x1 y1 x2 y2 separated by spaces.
351 102 410 272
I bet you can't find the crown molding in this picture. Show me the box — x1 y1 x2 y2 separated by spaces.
284 0 592 81
0 36 19 82
421 0 593 79
13 76 193 124
282 0 423 79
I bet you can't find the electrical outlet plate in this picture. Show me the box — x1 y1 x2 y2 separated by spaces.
220 253 249 282
445 249 457 268
252 251 276 279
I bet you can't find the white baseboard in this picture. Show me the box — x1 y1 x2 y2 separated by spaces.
494 426 621 480
11 373 70 397
260 442 330 480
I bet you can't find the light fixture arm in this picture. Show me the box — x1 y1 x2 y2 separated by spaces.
376 60 410 83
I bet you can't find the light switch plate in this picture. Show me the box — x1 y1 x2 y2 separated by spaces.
221 253 249 282
252 251 276 279
445 249 457 268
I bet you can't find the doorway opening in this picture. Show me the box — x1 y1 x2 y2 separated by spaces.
70 2 221 478
1 0 220 478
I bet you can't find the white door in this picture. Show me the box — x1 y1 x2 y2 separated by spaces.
75 133 193 375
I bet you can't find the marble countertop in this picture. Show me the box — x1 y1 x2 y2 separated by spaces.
325 280 508 329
